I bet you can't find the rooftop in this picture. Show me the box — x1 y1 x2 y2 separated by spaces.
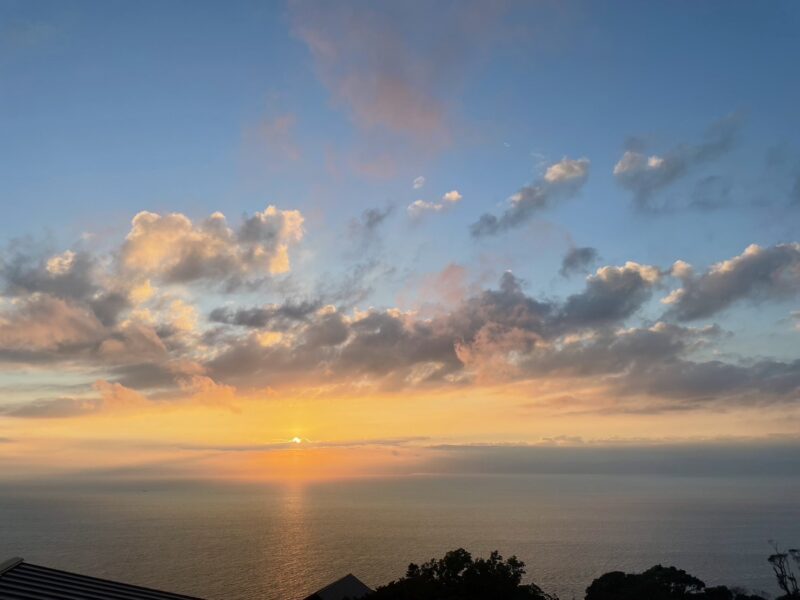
303 573 373 600
0 557 206 600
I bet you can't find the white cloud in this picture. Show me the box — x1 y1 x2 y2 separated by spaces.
544 157 590 184
120 206 304 286
442 190 463 203
45 250 77 276
407 190 463 219
413 176 426 189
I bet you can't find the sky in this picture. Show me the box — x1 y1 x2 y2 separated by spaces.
1 0 799 481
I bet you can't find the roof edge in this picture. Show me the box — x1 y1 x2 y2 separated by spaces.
0 557 23 577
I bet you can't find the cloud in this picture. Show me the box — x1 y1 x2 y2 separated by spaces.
2 204 797 416
206 268 666 392
620 356 800 405
558 262 661 329
407 190 463 219
413 176 426 189
93 380 150 410
663 243 800 321
347 206 394 254
689 175 733 211
0 294 106 353
419 440 800 477
613 113 742 209
209 300 321 329
470 157 589 237
442 190 463 204
120 206 304 288
544 157 590 184
174 436 429 453
290 1 509 146
0 204 304 376
0 381 148 418
0 396 101 418
560 246 598 277
349 206 393 237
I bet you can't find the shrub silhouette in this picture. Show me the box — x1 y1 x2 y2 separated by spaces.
365 548 556 600
585 565 766 600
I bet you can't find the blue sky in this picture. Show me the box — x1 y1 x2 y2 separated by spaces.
1 1 799 468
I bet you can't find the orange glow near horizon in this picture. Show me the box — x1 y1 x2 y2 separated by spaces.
3 383 799 483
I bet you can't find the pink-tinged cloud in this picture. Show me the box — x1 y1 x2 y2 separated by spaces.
290 1 509 147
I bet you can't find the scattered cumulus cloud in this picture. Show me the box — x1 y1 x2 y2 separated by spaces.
470 156 590 237
544 157 590 184
662 243 800 321
613 113 742 210
407 190 463 219
1 201 799 417
560 247 599 277
121 206 304 288
662 243 800 320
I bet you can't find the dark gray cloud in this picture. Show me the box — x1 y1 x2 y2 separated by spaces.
209 300 320 329
557 262 661 329
0 242 131 325
560 246 599 277
207 272 551 388
1 246 95 300
358 206 393 232
0 396 100 418
206 270 670 392
421 440 800 477
517 323 713 380
471 158 590 237
347 206 394 252
613 113 742 210
664 243 800 321
202 264 800 409
621 357 800 405
0 294 107 355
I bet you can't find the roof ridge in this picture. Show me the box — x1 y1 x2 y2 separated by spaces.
0 557 23 576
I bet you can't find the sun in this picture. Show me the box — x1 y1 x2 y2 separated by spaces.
291 437 303 444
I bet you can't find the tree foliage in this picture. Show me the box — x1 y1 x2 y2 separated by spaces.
357 545 792 600
585 565 766 600
768 545 800 599
366 548 557 600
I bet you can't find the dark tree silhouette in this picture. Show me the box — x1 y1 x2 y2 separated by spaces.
585 565 766 600
356 545 792 600
364 548 557 600
768 545 800 599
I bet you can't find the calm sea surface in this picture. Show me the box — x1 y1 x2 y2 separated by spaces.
1 475 798 600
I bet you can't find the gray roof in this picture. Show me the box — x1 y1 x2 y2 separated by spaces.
0 557 206 600
304 573 373 600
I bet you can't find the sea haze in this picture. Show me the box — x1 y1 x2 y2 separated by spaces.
1 473 798 600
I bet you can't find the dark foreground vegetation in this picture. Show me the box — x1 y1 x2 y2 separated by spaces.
357 545 800 600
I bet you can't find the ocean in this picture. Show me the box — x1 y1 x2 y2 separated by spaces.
1 474 798 599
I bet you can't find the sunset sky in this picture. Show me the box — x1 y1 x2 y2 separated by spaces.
1 0 799 481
